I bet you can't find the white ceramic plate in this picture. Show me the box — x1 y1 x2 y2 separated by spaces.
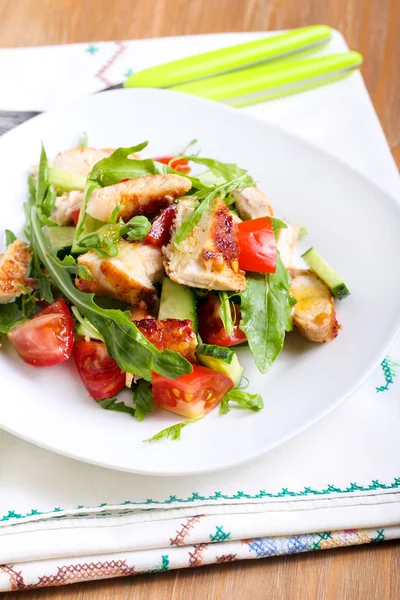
1 89 400 476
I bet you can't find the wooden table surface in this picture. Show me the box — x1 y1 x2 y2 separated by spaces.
0 1 399 598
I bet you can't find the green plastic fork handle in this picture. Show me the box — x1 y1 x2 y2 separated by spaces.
170 52 363 103
124 25 332 88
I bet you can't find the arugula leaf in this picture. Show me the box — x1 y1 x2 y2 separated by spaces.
0 304 23 334
220 389 264 414
5 230 17 246
0 288 36 334
122 216 151 241
71 306 104 341
31 252 54 303
271 217 288 235
30 206 192 381
219 291 233 334
133 380 154 421
143 417 201 442
98 397 136 417
239 255 296 374
183 155 255 187
90 143 156 187
79 224 121 258
36 144 48 208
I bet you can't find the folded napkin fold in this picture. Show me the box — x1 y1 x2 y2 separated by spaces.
0 30 399 592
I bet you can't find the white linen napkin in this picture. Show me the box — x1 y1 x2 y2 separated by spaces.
0 30 399 592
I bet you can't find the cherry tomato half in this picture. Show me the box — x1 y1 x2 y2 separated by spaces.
8 300 74 367
73 340 125 399
237 216 276 273
153 156 191 174
145 205 177 248
71 209 81 225
152 365 233 418
198 293 247 348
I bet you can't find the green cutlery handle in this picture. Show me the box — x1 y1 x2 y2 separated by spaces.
171 52 363 105
124 25 332 88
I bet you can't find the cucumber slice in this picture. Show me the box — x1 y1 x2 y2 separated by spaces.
158 277 198 330
197 343 244 386
48 168 86 193
302 247 350 299
46 226 76 250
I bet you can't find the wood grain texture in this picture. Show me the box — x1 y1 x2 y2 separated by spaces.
0 1 399 598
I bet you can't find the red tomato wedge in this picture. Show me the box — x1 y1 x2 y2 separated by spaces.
71 209 80 225
73 340 125 399
152 365 233 418
153 156 191 174
8 300 74 367
145 205 177 247
198 293 247 348
237 216 276 273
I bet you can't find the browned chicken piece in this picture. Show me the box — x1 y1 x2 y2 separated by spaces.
163 199 246 292
232 187 274 220
0 240 37 304
86 174 192 223
52 190 84 226
290 269 339 343
75 240 163 309
134 318 198 363
50 147 115 177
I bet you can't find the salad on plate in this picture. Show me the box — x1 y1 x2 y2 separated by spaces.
0 139 350 441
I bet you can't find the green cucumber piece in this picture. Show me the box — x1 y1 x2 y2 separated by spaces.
48 168 86 193
197 343 244 386
302 247 350 299
158 277 198 330
46 226 76 250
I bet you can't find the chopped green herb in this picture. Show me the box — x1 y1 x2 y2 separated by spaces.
143 417 201 442
220 389 264 414
98 397 136 417
133 380 154 421
5 230 17 246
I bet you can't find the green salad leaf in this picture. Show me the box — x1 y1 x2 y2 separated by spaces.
239 255 296 374
133 380 154 422
71 306 104 341
122 216 151 241
0 304 25 334
182 155 255 187
143 417 201 443
220 389 264 414
5 230 17 246
271 217 288 235
98 397 136 417
218 291 234 334
30 206 192 381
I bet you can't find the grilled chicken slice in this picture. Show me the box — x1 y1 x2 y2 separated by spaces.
53 190 84 226
86 174 192 223
75 240 163 309
134 318 197 363
163 199 246 292
290 269 339 343
0 240 37 304
51 147 115 177
277 220 300 269
232 187 274 220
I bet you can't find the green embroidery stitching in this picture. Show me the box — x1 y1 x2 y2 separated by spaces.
85 44 99 55
371 529 385 543
2 478 399 523
376 357 400 392
311 532 332 550
144 555 169 573
210 526 231 542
